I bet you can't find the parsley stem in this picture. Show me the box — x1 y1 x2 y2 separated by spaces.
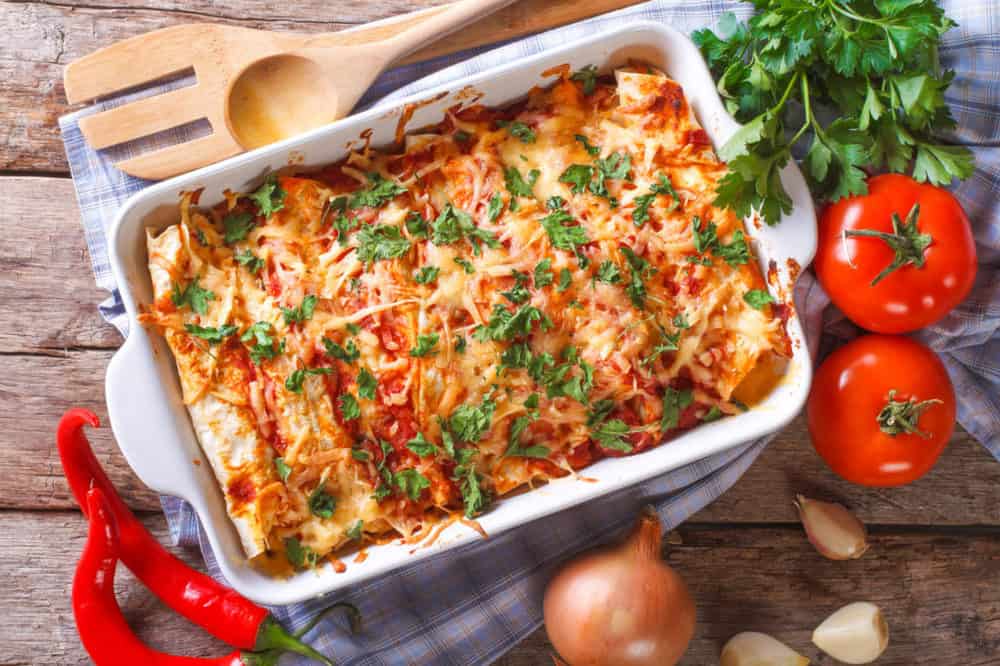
774 71 801 115
826 0 888 28
788 76 814 146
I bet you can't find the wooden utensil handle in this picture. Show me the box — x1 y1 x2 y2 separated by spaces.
378 0 517 63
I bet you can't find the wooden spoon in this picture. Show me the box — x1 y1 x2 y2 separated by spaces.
226 0 514 151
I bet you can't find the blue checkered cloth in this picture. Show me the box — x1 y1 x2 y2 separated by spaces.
59 1 999 663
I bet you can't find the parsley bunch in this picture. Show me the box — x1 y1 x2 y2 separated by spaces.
693 0 973 225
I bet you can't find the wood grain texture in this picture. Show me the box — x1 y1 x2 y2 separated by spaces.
6 512 999 665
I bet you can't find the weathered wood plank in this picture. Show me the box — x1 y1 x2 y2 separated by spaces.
6 512 998 665
0 177 122 352
2 335 995 528
1 0 639 173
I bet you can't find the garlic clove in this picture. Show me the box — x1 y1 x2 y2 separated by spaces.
795 495 869 560
812 602 889 664
720 632 810 666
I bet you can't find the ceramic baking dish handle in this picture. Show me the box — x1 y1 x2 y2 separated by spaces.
105 330 205 500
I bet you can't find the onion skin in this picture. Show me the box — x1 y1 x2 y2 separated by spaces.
543 510 695 666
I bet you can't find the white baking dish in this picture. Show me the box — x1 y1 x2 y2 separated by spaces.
104 20 817 605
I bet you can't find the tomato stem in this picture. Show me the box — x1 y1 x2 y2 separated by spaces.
876 389 942 437
844 203 932 286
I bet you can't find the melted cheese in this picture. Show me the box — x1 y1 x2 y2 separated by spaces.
140 66 791 573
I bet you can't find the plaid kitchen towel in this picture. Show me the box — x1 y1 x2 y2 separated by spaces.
59 1 999 663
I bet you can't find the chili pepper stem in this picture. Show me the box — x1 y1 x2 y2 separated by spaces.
843 203 932 286
254 616 337 666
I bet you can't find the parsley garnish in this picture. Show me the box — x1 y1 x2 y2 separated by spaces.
592 419 633 452
406 432 437 458
662 386 694 431
281 295 317 325
641 327 681 367
322 337 359 363
308 483 336 518
449 397 497 443
431 204 500 254
559 164 594 194
535 346 593 405
454 257 475 274
587 399 616 427
692 3 973 225
556 268 572 292
533 258 554 287
501 271 532 305
504 415 550 459
413 266 440 284
274 457 291 482
285 367 332 394
472 304 552 342
171 277 214 315
504 166 540 209
339 393 361 420
559 151 631 204
487 193 504 222
500 342 532 371
346 520 363 540
356 225 411 265
394 469 430 501
744 289 775 310
703 406 724 422
524 393 540 409
595 260 622 285
454 336 467 353
194 227 209 246
410 333 440 357
284 537 319 569
234 248 264 274
405 211 429 238
356 367 377 400
499 120 536 143
539 209 588 251
574 134 600 156
673 313 691 329
621 247 655 309
223 212 254 244
351 448 370 462
632 174 681 227
349 172 407 210
570 64 599 95
184 323 237 344
249 174 286 217
457 463 490 517
241 321 283 364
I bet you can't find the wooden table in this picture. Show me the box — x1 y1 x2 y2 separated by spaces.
3 1 999 663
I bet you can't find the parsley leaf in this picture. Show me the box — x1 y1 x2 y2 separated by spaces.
559 164 594 194
592 419 633 452
661 386 694 431
410 333 440 357
714 229 750 267
473 304 553 342
339 393 361 420
184 323 237 343
501 271 532 304
449 397 497 443
673 313 691 329
595 260 622 284
323 337 359 363
744 289 775 310
454 257 475 274
234 248 264 274
487 193 504 222
357 367 377 400
574 134 600 156
249 174 286 217
284 537 319 569
454 335 467 353
702 406 724 422
355 225 411 265
284 367 332 394
406 432 437 458
349 172 407 209
570 64 599 95
504 415 550 459
394 469 430 501
504 166 540 207
539 209 588 251
499 120 536 143
346 520 363 540
171 277 214 315
307 483 336 519
241 321 283 364
274 457 291 482
556 268 572 292
431 204 500 254
458 463 490 517
405 211 429 238
281 295 317 325
621 247 655 309
533 258 554 287
223 212 255 244
642 327 681 367
413 266 440 284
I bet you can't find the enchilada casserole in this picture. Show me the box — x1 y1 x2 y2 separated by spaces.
140 65 791 573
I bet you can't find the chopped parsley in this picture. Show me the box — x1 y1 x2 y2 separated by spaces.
454 335 467 353
410 333 440 357
349 172 407 210
449 397 497 443
307 483 336 519
504 166 540 210
355 224 412 265
223 211 254 244
744 289 775 310
319 196 348 228
498 120 536 143
457 463 490 518
524 393 540 409
346 520 363 540
274 457 291 482
413 266 440 284
500 342 532 371
592 418 633 452
323 337 359 363
184 323 237 344
673 313 690 329
357 367 377 400
641 327 681 367
539 209 588 251
281 295 317 325
559 150 631 205
241 321 283 364
534 346 593 405
234 248 264 274
621 247 655 309
394 469 430 501
501 271 532 305
454 257 475 274
406 432 438 458
170 277 214 315
595 260 622 285
346 323 361 335
702 406 724 422
587 399 616 427
661 387 694 431
556 268 573 292
487 193 504 222
473 304 552 342
690 216 749 267
570 64 599 95
249 174 286 217
559 164 594 194
351 449 370 462
405 211 429 238
430 204 500 254
194 227 209 246
504 415 550 459
332 213 360 246
284 366 332 394
533 258 554 287
574 134 600 156
339 393 361 421
284 537 319 569
714 230 750 267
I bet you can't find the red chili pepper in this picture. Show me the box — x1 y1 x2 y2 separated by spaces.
58 408 352 664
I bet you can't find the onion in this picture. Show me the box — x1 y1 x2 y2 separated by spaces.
720 632 810 666
543 509 695 665
794 495 869 560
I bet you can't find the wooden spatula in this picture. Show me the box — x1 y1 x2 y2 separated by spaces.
65 0 514 180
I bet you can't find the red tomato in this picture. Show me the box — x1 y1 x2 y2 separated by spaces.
807 335 956 487
815 174 977 333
